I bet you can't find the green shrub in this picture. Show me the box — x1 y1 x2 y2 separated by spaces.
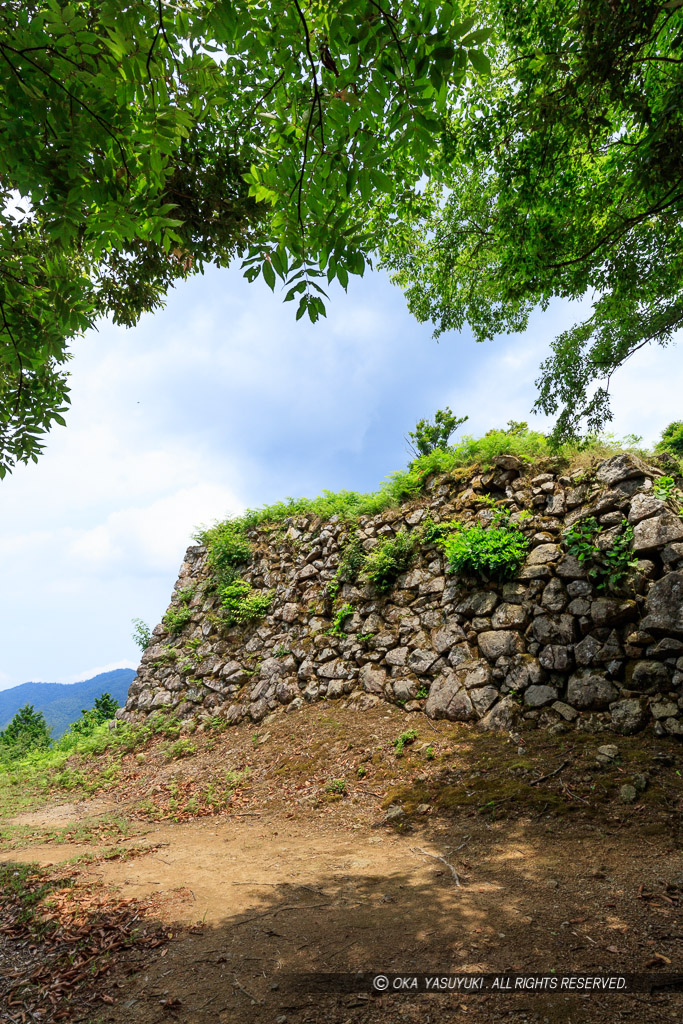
219 579 272 626
167 738 197 760
325 778 347 795
362 531 416 593
657 421 683 457
327 534 366 597
69 692 120 737
205 523 252 585
196 520 270 628
653 475 678 502
195 428 649 542
442 511 529 581
162 605 193 635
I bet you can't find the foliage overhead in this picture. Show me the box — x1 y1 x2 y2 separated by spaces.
0 0 488 476
380 0 683 440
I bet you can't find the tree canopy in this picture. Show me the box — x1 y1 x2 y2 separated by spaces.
381 0 683 441
0 0 488 476
0 703 52 760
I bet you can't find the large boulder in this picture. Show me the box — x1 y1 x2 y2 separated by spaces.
431 623 467 654
531 614 577 645
626 660 670 694
642 571 683 635
524 684 558 708
567 670 618 710
610 699 648 735
526 543 561 566
478 630 523 660
359 664 387 694
477 696 519 732
596 454 650 487
633 514 683 553
469 685 499 716
628 492 666 524
425 672 475 721
491 603 528 630
590 598 637 627
456 591 499 617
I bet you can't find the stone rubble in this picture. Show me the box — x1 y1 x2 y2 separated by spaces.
118 453 683 738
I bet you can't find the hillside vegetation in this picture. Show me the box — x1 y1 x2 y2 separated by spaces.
0 669 135 738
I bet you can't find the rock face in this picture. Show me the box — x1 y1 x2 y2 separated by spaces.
118 453 683 739
642 571 683 635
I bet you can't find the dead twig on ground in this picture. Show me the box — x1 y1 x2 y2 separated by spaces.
529 759 570 786
232 976 262 1004
235 903 331 927
411 846 461 887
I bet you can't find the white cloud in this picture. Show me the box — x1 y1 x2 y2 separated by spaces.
69 483 244 575
59 661 139 685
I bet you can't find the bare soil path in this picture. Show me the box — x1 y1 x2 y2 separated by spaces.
1 703 681 1023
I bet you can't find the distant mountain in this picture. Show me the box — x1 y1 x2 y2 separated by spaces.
0 669 136 739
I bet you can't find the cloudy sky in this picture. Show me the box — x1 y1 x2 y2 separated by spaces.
1 264 682 690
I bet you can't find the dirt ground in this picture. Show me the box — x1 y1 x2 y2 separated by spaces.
1 702 681 1024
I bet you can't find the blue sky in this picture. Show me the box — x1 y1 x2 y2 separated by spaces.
1 265 682 690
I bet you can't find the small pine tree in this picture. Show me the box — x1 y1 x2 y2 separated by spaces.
93 692 119 722
0 704 51 759
407 407 468 458
69 692 120 736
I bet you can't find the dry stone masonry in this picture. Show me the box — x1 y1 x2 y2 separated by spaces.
119 453 683 739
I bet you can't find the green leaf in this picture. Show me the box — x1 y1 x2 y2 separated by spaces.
468 50 491 75
262 259 276 290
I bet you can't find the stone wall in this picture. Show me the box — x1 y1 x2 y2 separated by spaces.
119 453 683 738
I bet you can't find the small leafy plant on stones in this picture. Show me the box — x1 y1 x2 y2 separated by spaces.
327 534 366 598
327 603 354 636
199 522 272 628
152 645 178 668
361 531 417 593
219 580 273 627
183 637 202 663
564 516 637 592
653 474 683 516
162 605 193 636
131 618 151 650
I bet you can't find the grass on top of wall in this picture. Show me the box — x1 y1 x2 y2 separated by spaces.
196 428 661 543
